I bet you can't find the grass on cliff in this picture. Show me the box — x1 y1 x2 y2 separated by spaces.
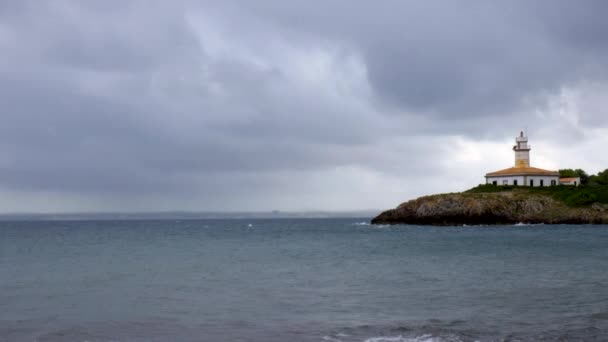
466 184 608 207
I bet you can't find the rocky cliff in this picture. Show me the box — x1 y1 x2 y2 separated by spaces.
371 190 608 225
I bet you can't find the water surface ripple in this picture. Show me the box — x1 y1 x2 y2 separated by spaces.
1 219 607 341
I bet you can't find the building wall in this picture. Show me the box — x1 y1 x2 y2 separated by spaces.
524 175 560 187
486 176 525 186
486 175 559 187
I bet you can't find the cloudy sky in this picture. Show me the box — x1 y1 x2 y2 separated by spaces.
1 1 607 213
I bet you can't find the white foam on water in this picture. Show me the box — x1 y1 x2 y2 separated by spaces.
365 335 454 342
321 332 350 341
353 222 370 226
514 222 545 227
372 224 391 229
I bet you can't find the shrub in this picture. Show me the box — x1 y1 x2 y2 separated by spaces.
466 184 608 207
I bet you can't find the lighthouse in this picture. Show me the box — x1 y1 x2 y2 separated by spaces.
513 131 531 168
485 132 560 187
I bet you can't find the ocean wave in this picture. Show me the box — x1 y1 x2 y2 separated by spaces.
322 324 608 342
353 222 370 226
353 221 393 228
322 327 470 342
365 335 461 342
513 222 545 226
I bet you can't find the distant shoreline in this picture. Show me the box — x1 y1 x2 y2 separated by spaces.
0 211 379 221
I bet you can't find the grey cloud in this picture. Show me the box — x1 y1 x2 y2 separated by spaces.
0 1 607 211
216 1 608 119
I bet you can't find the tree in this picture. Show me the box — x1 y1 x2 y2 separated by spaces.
574 169 589 185
559 169 577 177
589 169 608 186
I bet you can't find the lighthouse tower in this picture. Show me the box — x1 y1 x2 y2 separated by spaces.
513 131 530 168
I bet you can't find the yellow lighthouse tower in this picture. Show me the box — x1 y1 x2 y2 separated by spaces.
513 131 530 168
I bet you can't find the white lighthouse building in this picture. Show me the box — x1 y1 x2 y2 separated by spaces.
485 132 560 187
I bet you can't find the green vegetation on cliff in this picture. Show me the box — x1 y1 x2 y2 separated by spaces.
466 184 608 207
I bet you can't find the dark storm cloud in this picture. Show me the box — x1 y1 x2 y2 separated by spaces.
220 0 608 118
0 0 607 211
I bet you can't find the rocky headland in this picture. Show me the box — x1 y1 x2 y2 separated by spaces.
371 188 608 225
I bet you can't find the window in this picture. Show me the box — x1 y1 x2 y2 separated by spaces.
503 180 508 185
551 180 556 186
514 180 518 186
530 179 534 187
540 180 544 187
492 181 497 186
574 181 577 186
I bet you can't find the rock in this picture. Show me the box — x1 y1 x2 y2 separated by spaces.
592 202 608 212
371 191 608 226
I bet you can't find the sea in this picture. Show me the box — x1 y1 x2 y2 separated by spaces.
1 219 608 342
